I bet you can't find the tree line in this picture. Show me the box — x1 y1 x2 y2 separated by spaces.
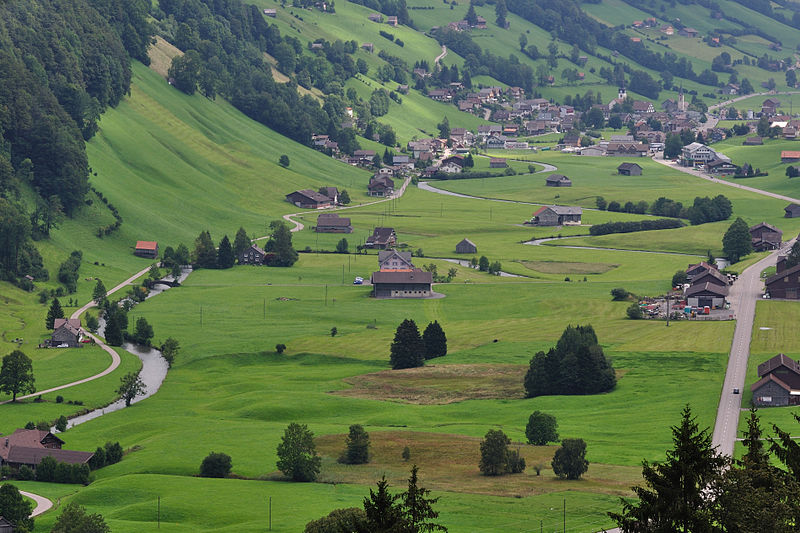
589 218 685 236
597 194 732 226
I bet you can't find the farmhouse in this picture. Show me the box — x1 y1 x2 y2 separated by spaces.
690 268 729 288
440 155 464 173
685 282 727 308
285 190 332 209
765 258 800 299
545 174 572 187
781 151 800 163
530 205 582 226
686 261 716 281
0 429 94 471
365 227 397 249
617 162 642 176
679 27 698 37
319 187 339 204
750 222 782 251
371 269 433 298
762 98 781 116
315 213 352 233
606 143 648 157
378 250 414 270
706 158 738 174
367 176 395 197
751 354 800 407
455 238 477 254
785 203 800 218
49 318 82 348
743 136 763 146
238 244 267 265
134 241 158 259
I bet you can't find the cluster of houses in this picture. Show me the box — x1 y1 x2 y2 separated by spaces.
369 249 433 298
0 428 94 472
680 142 736 173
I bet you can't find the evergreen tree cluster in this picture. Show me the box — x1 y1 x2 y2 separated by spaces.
390 319 448 369
524 325 616 397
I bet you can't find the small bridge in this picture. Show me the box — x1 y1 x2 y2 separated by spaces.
151 279 181 288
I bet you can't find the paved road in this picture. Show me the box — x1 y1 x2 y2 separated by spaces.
434 45 447 66
20 490 53 517
712 245 787 456
707 90 800 112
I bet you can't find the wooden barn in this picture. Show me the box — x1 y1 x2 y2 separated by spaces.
617 162 642 176
134 241 158 259
371 269 433 298
545 174 572 187
455 238 477 254
752 354 800 407
765 257 800 299
530 206 582 226
316 213 352 233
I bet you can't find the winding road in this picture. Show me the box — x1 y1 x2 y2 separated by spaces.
20 490 53 517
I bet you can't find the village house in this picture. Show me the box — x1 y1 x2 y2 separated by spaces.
781 151 800 163
706 158 738 174
762 98 781 116
632 101 655 114
0 429 94 471
681 143 719 167
371 269 433 298
530 205 582 226
686 261 717 282
545 174 572 187
785 203 800 218
637 130 666 144
134 241 158 259
489 158 507 168
455 238 477 254
617 162 643 176
49 318 82 348
750 222 782 251
238 244 267 265
607 142 649 157
361 43 374 53
766 256 800 299
428 89 453 102
378 249 414 270
439 155 464 173
367 176 395 197
751 354 800 407
315 213 352 233
285 190 332 209
365 227 397 249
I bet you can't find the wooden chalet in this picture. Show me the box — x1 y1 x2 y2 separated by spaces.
685 261 716 282
752 354 800 406
606 142 648 157
285 190 332 209
545 174 572 187
368 176 395 197
134 241 158 259
766 257 800 299
0 429 94 471
785 203 800 218
49 318 82 348
690 268 729 288
238 244 267 265
455 238 477 254
365 227 397 249
781 151 800 163
530 206 582 226
378 250 414 270
750 222 782 252
315 213 352 233
371 269 432 298
617 162 642 176
762 97 781 116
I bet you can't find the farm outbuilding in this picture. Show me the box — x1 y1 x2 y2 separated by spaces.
685 282 727 308
371 269 433 298
134 241 158 258
455 238 477 254
617 162 642 176
785 203 800 218
765 258 800 299
545 174 572 187
751 354 800 407
530 206 582 226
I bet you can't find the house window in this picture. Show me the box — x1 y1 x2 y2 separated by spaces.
759 396 772 403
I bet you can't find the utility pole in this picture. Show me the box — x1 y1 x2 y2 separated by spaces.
666 293 670 327
157 496 160 529
200 306 203 327
325 284 328 306
563 498 566 533
269 496 272 530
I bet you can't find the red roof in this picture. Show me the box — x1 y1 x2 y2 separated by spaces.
532 206 547 216
781 151 800 159
135 241 158 250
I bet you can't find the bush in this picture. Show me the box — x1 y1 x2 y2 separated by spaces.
276 343 286 354
200 452 233 478
627 303 644 320
590 219 684 236
17 465 34 481
525 411 559 445
672 270 688 288
610 288 629 301
104 441 123 464
551 439 589 480
55 415 68 432
56 395 64 403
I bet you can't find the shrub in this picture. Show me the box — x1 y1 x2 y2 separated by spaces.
17 465 35 481
104 441 123 464
627 303 644 320
200 452 233 478
276 343 286 354
55 415 68 432
590 219 684 236
56 395 64 404
610 288 629 301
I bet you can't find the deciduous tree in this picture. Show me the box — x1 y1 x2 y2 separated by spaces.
551 438 589 480
200 452 232 478
276 423 321 481
525 411 558 445
479 429 511 476
116 372 146 407
0 483 34 532
51 502 110 533
722 217 753 263
0 350 35 402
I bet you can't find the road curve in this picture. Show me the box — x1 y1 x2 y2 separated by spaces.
20 490 53 517
712 245 788 457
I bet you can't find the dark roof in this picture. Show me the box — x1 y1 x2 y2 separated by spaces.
368 176 394 190
685 282 728 297
368 227 396 243
750 222 781 235
785 203 800 214
751 372 792 393
686 261 715 275
545 174 571 183
53 318 81 333
766 262 800 285
287 189 330 203
317 213 351 227
692 268 729 285
617 162 642 171
378 250 412 263
6 447 94 466
758 353 800 378
371 269 433 284
320 187 338 199
457 238 476 248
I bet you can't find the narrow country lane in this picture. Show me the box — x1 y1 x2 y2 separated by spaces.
20 490 53 517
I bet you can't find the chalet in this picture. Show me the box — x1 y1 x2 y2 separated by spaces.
489 158 507 168
617 162 643 176
607 143 648 157
725 83 739 95
681 143 717 166
660 25 674 35
440 155 464 173
134 241 159 259
371 269 433 298
492 109 510 122
706 158 738 174
751 354 800 406
679 27 698 38
750 222 782 251
378 249 414 270
449 127 467 143
455 238 477 254
368 176 395 197
474 16 487 29
685 282 727 308
0 429 94 471
486 135 508 150
766 260 800 299
238 244 267 265
782 151 800 163
762 98 781 116
502 124 519 136
785 203 800 218
316 213 352 233
784 126 798 140
637 130 666 144
263 8 277 16
686 261 716 282
525 120 549 135
562 133 581 147
580 146 606 157
530 205 582 226
545 174 572 187
632 101 655 114
413 68 429 78
392 155 412 166
506 86 524 99
691 268 729 288
386 15 398 26
477 125 502 138
365 227 397 249
319 187 339 204
50 318 82 348
428 89 453 102
743 136 763 146
285 190 332 209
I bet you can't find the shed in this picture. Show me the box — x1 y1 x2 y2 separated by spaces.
134 241 159 259
765 262 800 299
743 136 763 146
785 203 800 218
316 213 352 233
545 174 572 187
531 205 582 226
455 238 477 254
617 162 642 176
489 158 507 168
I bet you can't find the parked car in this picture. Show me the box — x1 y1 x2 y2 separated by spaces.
353 277 364 285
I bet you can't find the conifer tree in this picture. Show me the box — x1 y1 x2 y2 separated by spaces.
340 424 370 464
401 465 448 532
217 234 235 269
46 297 64 329
464 1 478 26
422 321 447 359
92 279 107 304
233 227 250 258
193 230 216 269
266 221 298 267
363 476 404 531
390 319 425 369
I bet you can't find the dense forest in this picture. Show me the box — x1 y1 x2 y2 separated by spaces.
0 0 150 283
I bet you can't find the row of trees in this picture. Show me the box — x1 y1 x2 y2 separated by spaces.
390 319 447 370
596 195 732 225
589 218 685 236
